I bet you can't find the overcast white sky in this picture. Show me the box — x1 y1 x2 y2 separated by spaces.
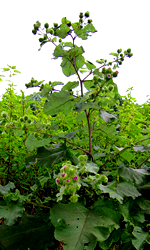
0 0 150 104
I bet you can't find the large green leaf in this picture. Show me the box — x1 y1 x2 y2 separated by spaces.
0 201 24 226
132 227 149 250
25 133 50 151
99 182 124 203
116 182 141 199
53 44 68 59
56 23 70 38
0 182 15 195
50 200 121 250
62 81 79 91
118 164 150 185
0 214 54 250
61 58 76 76
25 143 67 168
72 23 97 40
44 90 75 115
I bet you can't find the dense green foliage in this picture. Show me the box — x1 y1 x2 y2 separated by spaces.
0 12 150 250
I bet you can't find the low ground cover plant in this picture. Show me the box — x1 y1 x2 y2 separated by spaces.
0 11 150 250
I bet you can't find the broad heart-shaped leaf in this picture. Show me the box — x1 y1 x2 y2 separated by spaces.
98 182 124 204
120 149 135 163
61 58 76 76
44 90 75 116
132 227 149 250
55 23 70 38
62 81 79 91
25 143 67 168
0 182 15 195
72 23 97 40
118 164 150 185
25 133 50 151
0 214 54 250
100 110 117 123
86 162 99 174
53 44 68 59
98 124 117 138
50 200 121 250
13 129 24 136
0 201 24 226
75 101 100 112
83 80 95 90
116 182 141 199
61 55 85 76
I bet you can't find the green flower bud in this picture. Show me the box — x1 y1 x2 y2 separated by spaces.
88 19 92 23
117 49 122 53
70 194 78 203
19 117 24 122
43 34 48 40
118 61 122 65
120 57 124 61
128 53 133 58
102 67 106 73
54 23 58 28
79 18 83 23
59 38 62 42
79 12 83 18
75 183 81 191
78 155 88 163
100 175 108 183
1 111 8 119
127 48 131 53
28 119 32 124
108 85 114 91
32 29 37 35
44 23 49 29
24 115 28 121
39 38 43 42
85 11 90 17
66 20 71 27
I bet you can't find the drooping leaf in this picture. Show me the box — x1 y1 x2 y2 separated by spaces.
100 110 117 123
132 227 149 250
0 214 54 250
0 182 15 195
13 129 24 137
120 149 135 163
118 164 150 185
56 23 70 38
25 133 50 151
62 81 79 91
0 201 24 226
25 143 67 168
86 162 99 174
50 200 120 250
85 61 96 70
53 44 68 59
83 80 95 90
98 182 124 203
116 182 141 199
44 90 75 115
61 58 76 76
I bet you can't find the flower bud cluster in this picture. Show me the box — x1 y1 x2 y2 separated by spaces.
1 111 8 120
55 163 81 203
19 115 31 124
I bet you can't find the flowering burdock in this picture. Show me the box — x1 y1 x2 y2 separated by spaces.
73 176 78 181
66 179 70 182
61 173 66 177
56 178 59 183
62 165 67 169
